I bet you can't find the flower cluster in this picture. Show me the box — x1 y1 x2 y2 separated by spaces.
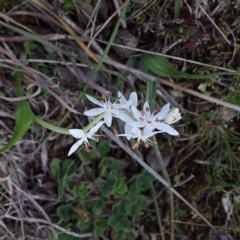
68 92 182 156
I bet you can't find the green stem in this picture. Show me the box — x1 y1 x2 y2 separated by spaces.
83 113 105 133
34 116 70 135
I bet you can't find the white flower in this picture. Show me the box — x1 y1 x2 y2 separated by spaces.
130 102 179 136
68 121 104 156
118 126 162 148
164 107 182 124
84 95 132 127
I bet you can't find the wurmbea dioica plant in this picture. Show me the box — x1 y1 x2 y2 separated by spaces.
68 91 182 156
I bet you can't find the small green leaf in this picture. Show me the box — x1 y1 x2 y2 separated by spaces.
108 215 131 229
131 195 148 215
24 41 38 55
97 140 111 156
94 218 108 236
50 159 61 177
57 204 73 221
116 199 132 216
112 180 127 196
79 150 96 164
135 172 155 191
93 199 104 215
72 183 89 198
77 217 91 231
102 157 120 170
101 182 113 197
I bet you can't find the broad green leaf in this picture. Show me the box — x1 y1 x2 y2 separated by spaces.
0 78 34 153
140 53 240 79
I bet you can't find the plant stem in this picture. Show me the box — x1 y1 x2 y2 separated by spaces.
34 116 70 135
83 113 105 133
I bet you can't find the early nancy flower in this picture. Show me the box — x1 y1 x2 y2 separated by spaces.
68 121 104 156
84 95 132 127
130 102 179 136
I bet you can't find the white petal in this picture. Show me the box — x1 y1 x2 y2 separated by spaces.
117 111 134 123
89 121 104 134
69 129 85 138
68 139 84 156
84 108 105 116
111 109 121 116
143 124 154 136
129 121 146 128
124 123 133 140
104 111 112 127
118 91 127 104
143 102 150 112
119 100 132 109
154 103 170 120
144 103 151 119
129 92 138 107
153 122 179 136
131 106 143 120
131 127 141 137
117 133 132 137
86 95 103 107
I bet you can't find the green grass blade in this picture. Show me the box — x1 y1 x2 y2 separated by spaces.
174 0 181 19
85 0 101 31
